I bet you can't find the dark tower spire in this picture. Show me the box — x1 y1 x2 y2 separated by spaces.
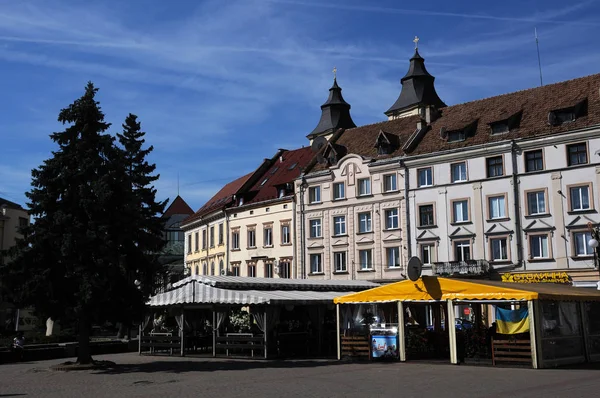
385 38 446 119
308 70 356 140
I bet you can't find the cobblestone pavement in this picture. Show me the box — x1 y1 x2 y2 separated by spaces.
1 353 600 398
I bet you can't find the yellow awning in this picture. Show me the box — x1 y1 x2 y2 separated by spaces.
334 276 600 304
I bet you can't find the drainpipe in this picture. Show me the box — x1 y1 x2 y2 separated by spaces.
225 213 230 275
300 176 308 279
292 197 297 279
401 160 412 258
511 141 524 267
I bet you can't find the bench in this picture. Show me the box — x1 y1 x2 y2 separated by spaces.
140 335 181 355
215 335 265 357
491 338 532 367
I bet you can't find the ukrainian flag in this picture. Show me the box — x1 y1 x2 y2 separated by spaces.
495 307 530 334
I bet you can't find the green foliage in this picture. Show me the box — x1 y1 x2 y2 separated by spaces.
0 82 167 362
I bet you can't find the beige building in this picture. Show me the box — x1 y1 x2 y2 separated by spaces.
297 45 600 287
0 198 29 265
228 148 312 278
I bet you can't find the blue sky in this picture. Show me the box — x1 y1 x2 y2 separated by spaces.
1 0 600 211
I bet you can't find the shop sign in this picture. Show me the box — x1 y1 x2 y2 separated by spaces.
371 335 399 359
463 308 471 315
501 272 571 284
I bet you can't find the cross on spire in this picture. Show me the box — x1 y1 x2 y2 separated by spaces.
413 36 419 49
333 66 337 79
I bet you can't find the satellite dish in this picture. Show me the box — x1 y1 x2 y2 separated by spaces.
311 136 327 153
407 256 423 282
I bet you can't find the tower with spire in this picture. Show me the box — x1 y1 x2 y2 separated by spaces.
307 69 356 143
385 37 446 121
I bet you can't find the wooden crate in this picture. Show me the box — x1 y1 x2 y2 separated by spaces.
491 338 532 367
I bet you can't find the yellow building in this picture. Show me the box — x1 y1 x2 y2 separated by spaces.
181 173 252 276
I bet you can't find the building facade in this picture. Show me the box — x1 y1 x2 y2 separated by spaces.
296 45 600 287
0 198 29 266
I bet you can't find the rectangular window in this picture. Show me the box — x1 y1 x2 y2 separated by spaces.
218 223 224 245
387 247 400 268
526 190 546 215
247 229 256 248
451 162 467 183
452 200 469 223
419 204 435 227
525 150 544 172
264 263 273 278
202 230 207 249
358 178 371 196
567 143 588 166
488 195 506 219
358 212 372 233
359 249 373 270
309 219 322 238
194 232 199 252
486 156 504 177
232 231 240 250
383 174 397 192
210 226 215 247
333 251 347 272
333 182 345 200
530 235 549 259
308 186 321 203
447 130 465 142
421 244 435 265
232 265 240 276
569 185 591 211
454 240 471 262
187 234 192 254
281 225 290 244
279 262 291 278
417 167 433 187
248 264 256 277
490 238 508 261
573 231 593 256
310 254 322 274
264 227 273 246
385 208 399 229
333 215 346 236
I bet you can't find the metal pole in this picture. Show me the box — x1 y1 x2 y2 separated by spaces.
300 179 307 279
397 301 406 362
138 323 142 355
264 309 268 359
212 308 217 358
180 309 185 357
447 299 458 364
336 304 341 360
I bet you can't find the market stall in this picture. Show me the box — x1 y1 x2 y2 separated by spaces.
144 276 377 359
334 276 600 368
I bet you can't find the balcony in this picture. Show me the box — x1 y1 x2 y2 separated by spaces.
432 260 490 277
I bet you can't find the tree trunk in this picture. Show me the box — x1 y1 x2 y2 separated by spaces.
117 322 128 339
76 315 93 364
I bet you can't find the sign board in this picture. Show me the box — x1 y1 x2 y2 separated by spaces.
371 335 399 359
463 308 471 315
501 272 571 284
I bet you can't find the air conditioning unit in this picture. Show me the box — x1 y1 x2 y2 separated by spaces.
274 266 280 274
220 269 227 276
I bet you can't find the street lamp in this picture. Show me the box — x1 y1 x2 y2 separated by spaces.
587 222 600 271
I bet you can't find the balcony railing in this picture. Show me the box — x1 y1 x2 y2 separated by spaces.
432 260 490 276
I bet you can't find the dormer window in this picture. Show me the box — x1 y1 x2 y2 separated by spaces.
377 143 393 155
374 130 399 155
447 130 465 143
239 197 244 206
490 122 509 135
279 188 286 198
548 99 587 126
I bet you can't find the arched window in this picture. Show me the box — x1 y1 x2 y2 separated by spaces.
219 260 224 275
211 261 215 276
195 265 199 275
203 262 208 275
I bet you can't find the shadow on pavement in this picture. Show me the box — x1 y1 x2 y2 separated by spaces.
93 358 347 375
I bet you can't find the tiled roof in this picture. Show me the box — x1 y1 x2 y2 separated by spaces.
182 172 253 226
310 115 421 171
243 147 313 205
308 72 600 173
0 197 24 210
410 73 600 155
162 195 194 218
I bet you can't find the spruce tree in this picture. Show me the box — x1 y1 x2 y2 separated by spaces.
0 83 164 365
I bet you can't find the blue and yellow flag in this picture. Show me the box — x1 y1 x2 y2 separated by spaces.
495 307 530 334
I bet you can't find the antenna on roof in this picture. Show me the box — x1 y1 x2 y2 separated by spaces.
177 172 180 196
535 28 543 87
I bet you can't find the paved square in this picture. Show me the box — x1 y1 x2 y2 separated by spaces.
1 353 599 398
